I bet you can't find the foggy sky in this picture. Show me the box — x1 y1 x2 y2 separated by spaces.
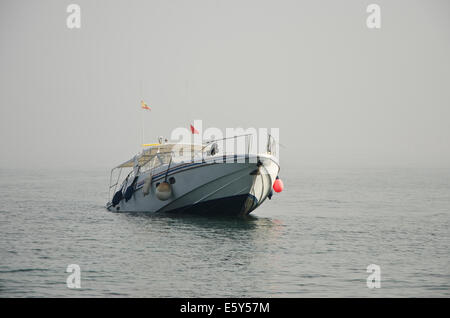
1 0 449 170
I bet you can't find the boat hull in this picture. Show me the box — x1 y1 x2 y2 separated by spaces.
107 154 279 216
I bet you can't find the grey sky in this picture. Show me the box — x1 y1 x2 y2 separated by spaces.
1 0 449 169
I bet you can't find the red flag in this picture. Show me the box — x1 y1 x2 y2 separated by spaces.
190 124 199 134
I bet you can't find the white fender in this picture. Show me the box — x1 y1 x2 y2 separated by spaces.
156 182 172 201
142 173 152 196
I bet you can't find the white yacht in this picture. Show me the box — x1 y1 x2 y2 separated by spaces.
106 134 282 216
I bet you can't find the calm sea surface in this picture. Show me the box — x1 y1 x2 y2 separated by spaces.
0 167 449 297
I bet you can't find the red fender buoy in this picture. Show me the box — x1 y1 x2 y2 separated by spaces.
273 177 284 193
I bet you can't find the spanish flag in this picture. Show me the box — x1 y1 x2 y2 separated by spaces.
190 124 199 134
141 100 151 110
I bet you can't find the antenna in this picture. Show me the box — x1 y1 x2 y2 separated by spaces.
140 79 144 147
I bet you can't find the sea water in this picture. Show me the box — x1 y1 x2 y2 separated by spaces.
0 167 449 297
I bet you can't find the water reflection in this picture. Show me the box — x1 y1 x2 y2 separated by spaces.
119 211 284 240
93 211 287 297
